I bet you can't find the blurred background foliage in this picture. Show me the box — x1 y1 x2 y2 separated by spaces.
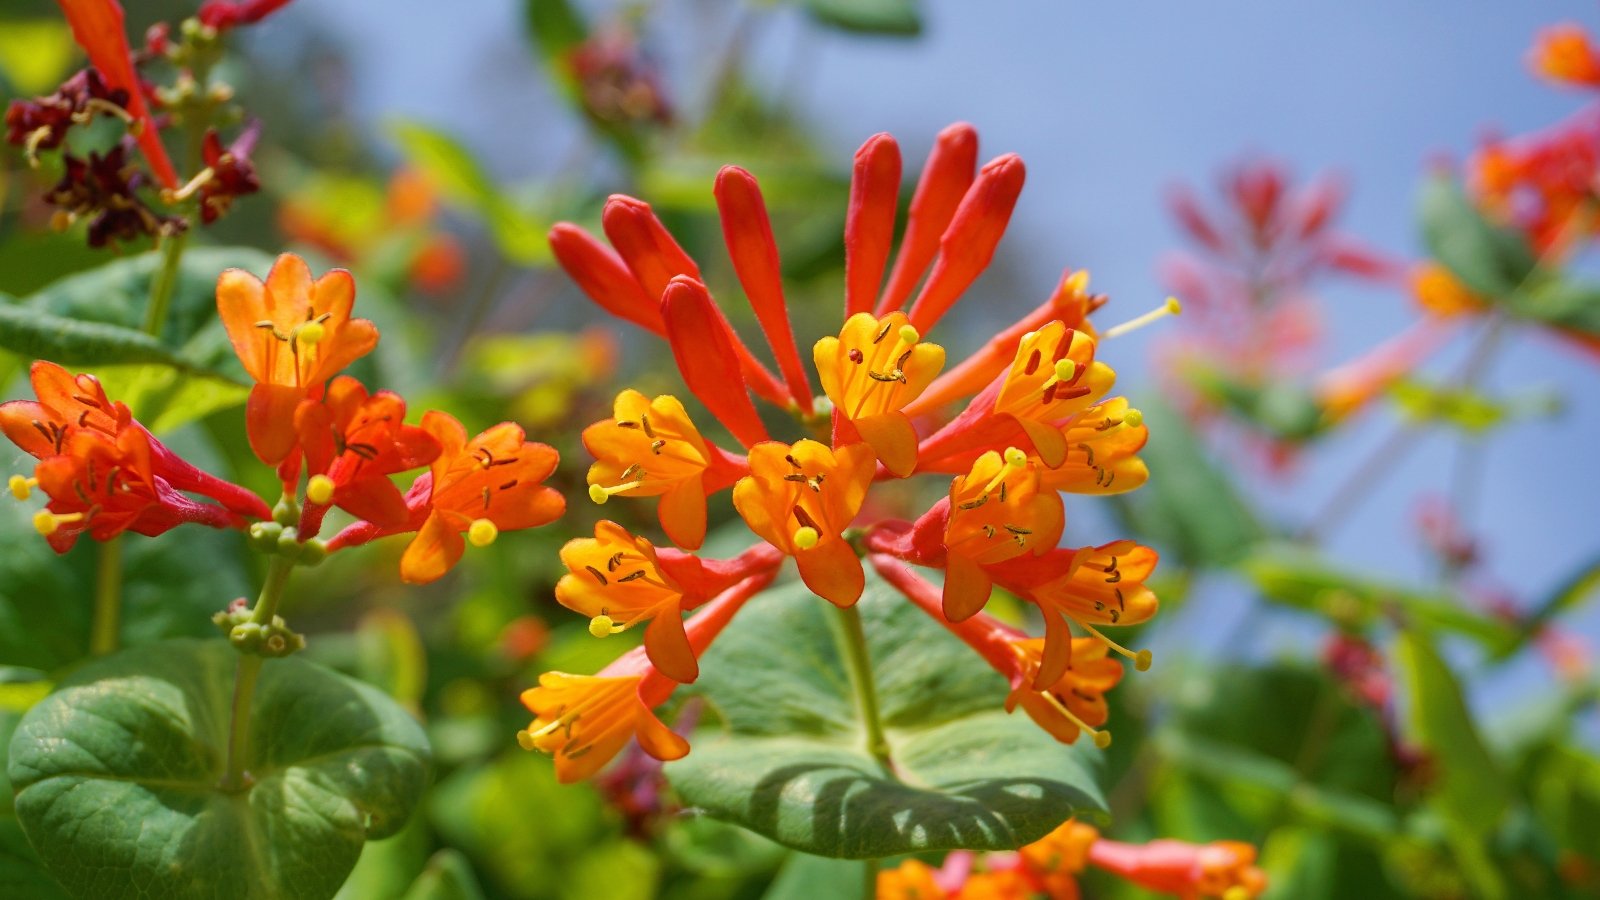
2 1 1598 898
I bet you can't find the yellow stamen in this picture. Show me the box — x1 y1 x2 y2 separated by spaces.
468 518 498 547
1078 619 1153 671
1039 689 1112 749
32 510 84 536
515 729 538 751
306 474 335 506
9 475 37 501
1123 408 1144 428
160 166 215 205
897 324 920 345
793 526 820 550
588 480 643 504
588 614 625 638
1103 296 1182 339
297 321 326 346
979 447 1029 496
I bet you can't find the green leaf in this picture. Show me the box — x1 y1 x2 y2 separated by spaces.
523 0 588 66
1244 545 1519 654
761 851 867 900
1518 552 1600 644
1111 398 1263 568
1418 173 1537 297
0 305 194 368
0 501 250 671
8 639 432 900
801 0 922 36
1395 630 1511 839
389 121 551 265
1 706 70 900
1389 378 1508 432
1503 277 1600 340
667 573 1106 859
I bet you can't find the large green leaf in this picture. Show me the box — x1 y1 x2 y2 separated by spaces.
667 573 1106 859
1395 631 1511 840
0 501 250 672
1111 398 1264 568
1418 173 1537 298
1244 545 1519 653
8 639 432 900
1504 277 1600 339
1 705 69 900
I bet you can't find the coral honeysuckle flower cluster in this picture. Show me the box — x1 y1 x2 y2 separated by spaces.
521 122 1167 782
878 819 1267 900
3 252 563 591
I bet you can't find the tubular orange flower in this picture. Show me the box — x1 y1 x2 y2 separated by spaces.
1034 399 1149 495
1314 320 1453 424
844 133 902 317
929 447 1063 621
556 521 697 683
1531 23 1600 89
990 323 1115 467
396 411 564 584
583 390 745 551
1410 262 1487 319
217 254 378 465
53 0 177 188
1 361 268 519
733 440 875 606
1005 637 1123 748
1002 541 1159 686
661 276 771 447
877 122 979 314
29 428 237 551
520 572 769 781
904 153 1027 334
294 376 439 533
814 312 945 477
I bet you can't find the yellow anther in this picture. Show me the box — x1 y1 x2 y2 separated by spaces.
588 614 624 638
1123 408 1144 428
588 480 642 505
1135 648 1153 672
297 321 327 346
1052 358 1077 383
9 475 36 501
305 474 335 506
468 518 498 547
897 324 920 345
515 729 537 751
1038 687 1113 750
1093 730 1113 750
1003 447 1028 468
1103 296 1184 339
793 526 820 550
32 510 82 536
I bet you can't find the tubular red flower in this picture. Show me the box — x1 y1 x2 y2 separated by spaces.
53 0 177 189
715 166 815 414
197 0 295 30
661 277 771 448
877 122 978 313
549 222 664 333
844 133 902 317
906 153 1027 334
294 376 440 537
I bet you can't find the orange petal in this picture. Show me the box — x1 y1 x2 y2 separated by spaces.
644 607 698 684
1018 417 1069 468
845 133 902 317
878 122 978 313
942 553 994 621
337 477 410 528
657 477 708 550
217 267 270 382
796 539 865 607
400 510 464 585
246 383 306 465
714 166 813 412
56 0 177 188
853 412 918 478
633 708 691 763
1034 607 1073 690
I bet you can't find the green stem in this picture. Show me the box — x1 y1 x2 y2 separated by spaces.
830 603 893 772
89 538 123 656
142 229 189 337
221 556 294 792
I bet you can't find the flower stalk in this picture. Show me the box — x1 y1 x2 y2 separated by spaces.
830 601 893 772
220 553 293 792
89 538 122 655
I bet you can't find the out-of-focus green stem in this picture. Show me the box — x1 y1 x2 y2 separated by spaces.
142 229 189 337
89 538 123 656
